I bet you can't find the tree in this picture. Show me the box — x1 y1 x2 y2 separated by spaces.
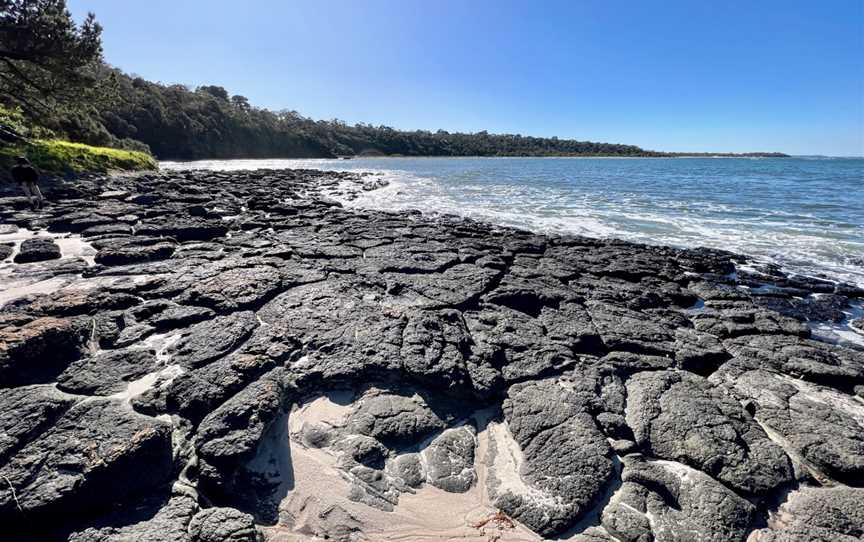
230 94 250 111
0 0 103 119
198 85 229 101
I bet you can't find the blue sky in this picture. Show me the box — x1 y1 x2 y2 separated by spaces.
69 0 863 156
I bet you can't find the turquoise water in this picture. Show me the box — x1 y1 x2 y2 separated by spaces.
163 157 864 286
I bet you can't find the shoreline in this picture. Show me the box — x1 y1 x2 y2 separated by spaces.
160 153 800 164
158 158 864 291
0 167 862 541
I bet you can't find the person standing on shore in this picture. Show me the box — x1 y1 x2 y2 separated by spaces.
10 157 44 210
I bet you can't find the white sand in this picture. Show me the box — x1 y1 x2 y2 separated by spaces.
0 228 102 306
260 396 594 542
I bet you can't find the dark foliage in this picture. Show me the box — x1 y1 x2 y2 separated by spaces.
0 0 103 119
76 68 664 160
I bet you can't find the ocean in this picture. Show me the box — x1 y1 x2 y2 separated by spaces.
162 156 864 287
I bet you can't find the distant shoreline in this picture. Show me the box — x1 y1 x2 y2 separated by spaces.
159 153 794 163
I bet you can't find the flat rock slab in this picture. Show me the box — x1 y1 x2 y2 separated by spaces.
56 348 159 395
176 265 286 312
625 369 792 495
0 385 78 464
723 333 864 391
0 399 173 526
711 362 864 485
94 237 177 266
344 391 452 448
68 493 199 542
0 242 13 260
98 190 132 200
167 311 258 369
465 304 580 383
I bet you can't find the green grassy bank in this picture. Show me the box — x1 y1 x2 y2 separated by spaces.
1 139 158 174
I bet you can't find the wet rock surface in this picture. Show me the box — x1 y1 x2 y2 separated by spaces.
0 168 862 541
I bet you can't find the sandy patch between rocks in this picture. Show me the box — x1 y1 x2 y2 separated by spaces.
259 396 591 542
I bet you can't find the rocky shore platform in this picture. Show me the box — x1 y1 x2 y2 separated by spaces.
0 168 862 542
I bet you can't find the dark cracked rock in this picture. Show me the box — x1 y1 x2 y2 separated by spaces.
605 459 756 542
167 311 258 369
13 237 61 263
0 316 88 387
343 391 452 448
0 242 14 260
387 453 424 488
1 168 862 540
625 369 793 495
81 223 134 238
257 278 407 383
399 308 473 390
422 424 476 492
723 333 864 392
488 378 614 536
68 493 198 542
0 400 173 530
187 507 261 542
127 300 215 331
0 385 78 464
710 362 864 486
136 218 229 242
586 300 679 356
195 368 288 497
134 352 276 422
673 328 731 375
753 293 850 323
7 288 141 317
382 263 502 308
361 240 461 273
465 304 579 383
94 237 177 266
751 486 864 541
691 303 810 339
56 348 158 396
175 265 287 312
334 434 390 470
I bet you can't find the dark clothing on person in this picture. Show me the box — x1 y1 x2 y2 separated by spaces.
9 160 44 210
11 164 39 184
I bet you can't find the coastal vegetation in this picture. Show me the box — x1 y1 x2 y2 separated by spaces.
0 0 788 165
0 138 157 173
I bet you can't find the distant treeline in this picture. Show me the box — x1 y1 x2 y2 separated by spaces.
38 68 783 160
1 2 789 161
47 68 645 159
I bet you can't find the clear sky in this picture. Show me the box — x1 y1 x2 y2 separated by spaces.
69 0 863 156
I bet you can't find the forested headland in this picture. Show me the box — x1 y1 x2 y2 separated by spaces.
0 1 788 161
